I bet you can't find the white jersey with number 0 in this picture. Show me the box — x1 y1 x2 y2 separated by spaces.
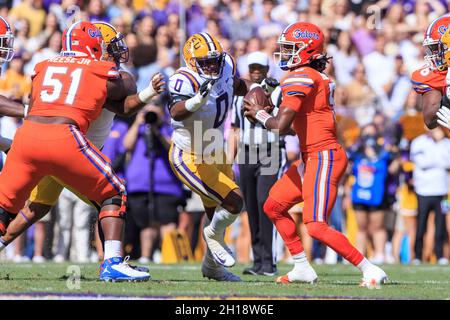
168 53 236 155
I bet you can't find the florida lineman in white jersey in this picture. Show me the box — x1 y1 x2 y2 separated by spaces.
168 32 251 281
0 22 164 275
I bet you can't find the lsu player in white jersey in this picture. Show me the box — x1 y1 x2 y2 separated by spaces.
168 33 251 281
0 22 165 273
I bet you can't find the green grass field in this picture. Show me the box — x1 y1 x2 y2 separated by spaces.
0 262 448 299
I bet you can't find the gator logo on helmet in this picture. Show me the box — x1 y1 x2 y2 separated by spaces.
293 29 319 40
88 28 102 38
438 25 448 35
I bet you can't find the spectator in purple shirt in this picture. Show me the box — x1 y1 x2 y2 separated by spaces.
88 0 109 22
123 102 185 263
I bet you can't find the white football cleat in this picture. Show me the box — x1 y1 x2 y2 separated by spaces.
276 265 318 284
360 265 388 288
203 225 235 267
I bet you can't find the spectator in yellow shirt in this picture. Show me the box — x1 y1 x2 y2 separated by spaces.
9 0 46 38
0 54 31 102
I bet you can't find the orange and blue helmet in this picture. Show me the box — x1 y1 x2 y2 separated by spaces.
274 22 325 71
0 16 14 63
183 32 225 80
423 14 450 71
61 21 105 60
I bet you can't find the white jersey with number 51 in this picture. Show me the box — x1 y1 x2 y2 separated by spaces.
168 53 236 155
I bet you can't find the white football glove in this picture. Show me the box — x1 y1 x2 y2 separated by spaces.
436 105 450 129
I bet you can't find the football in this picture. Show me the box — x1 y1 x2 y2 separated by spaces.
243 86 273 123
245 85 271 109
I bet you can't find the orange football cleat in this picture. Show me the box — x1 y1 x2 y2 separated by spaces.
276 275 291 284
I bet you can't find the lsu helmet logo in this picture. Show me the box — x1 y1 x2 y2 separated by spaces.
293 29 319 40
88 28 102 38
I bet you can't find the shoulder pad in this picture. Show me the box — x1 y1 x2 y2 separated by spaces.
169 69 199 97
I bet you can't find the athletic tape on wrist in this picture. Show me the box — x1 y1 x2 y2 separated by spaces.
255 110 273 127
138 85 156 104
185 94 204 112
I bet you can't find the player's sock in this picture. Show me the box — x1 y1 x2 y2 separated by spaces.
104 240 122 260
356 257 372 273
203 208 237 267
264 196 304 254
292 251 310 270
306 222 364 266
209 206 238 234
0 237 6 252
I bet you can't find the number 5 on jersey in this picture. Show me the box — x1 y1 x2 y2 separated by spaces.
40 66 83 105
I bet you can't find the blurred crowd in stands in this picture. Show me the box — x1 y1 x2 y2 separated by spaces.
0 0 448 266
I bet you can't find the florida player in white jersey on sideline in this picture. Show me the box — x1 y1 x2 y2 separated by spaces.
0 21 165 273
168 32 251 281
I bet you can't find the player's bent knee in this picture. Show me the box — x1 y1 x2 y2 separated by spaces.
222 189 243 214
263 196 288 221
99 193 127 221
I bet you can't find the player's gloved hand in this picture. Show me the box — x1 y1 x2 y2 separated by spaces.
185 79 216 112
261 77 279 95
436 105 450 129
199 79 216 98
138 72 166 104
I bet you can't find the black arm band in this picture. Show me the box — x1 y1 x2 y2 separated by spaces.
169 94 192 109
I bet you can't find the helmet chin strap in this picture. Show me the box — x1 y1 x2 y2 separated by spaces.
85 46 97 60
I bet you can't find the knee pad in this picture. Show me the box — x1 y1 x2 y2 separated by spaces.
99 193 127 221
263 196 289 222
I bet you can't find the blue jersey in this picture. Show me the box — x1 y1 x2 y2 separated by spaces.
351 151 390 206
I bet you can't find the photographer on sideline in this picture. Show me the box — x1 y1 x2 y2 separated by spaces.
123 101 185 263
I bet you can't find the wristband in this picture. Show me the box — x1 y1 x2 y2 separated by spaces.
138 85 157 104
23 104 29 117
185 93 205 112
255 110 273 127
